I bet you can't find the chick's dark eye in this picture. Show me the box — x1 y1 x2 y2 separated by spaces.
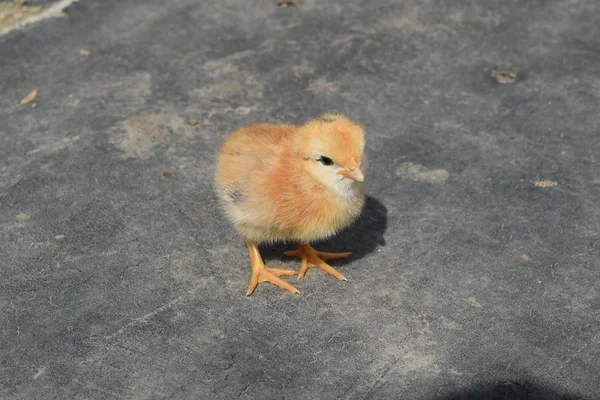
318 156 334 166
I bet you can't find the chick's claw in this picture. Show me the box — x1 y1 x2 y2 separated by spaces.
284 244 350 281
246 267 299 296
246 242 299 296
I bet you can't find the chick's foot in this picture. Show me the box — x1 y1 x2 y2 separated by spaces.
284 243 350 281
246 242 299 296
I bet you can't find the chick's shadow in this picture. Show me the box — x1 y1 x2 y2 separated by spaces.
261 196 387 265
434 380 586 400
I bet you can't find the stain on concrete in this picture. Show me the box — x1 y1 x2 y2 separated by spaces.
115 112 198 159
26 135 80 156
466 297 482 308
307 77 339 94
395 162 449 184
191 51 263 102
32 366 47 380
64 72 152 109
401 351 442 374
16 213 30 222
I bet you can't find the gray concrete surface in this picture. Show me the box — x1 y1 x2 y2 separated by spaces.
1 0 599 399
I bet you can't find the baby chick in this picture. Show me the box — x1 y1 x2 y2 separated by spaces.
215 113 365 295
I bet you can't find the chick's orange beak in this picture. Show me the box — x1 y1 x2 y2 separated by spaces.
338 168 365 182
337 156 365 182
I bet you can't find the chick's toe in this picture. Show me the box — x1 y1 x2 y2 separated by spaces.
284 243 350 281
246 243 299 296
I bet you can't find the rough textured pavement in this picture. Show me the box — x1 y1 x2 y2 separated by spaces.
1 0 599 399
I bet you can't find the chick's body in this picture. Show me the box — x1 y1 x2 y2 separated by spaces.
217 125 364 243
216 114 366 295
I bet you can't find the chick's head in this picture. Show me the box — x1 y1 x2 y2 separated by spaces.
296 113 366 196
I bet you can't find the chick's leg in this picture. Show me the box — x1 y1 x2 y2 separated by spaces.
284 243 350 281
246 242 299 296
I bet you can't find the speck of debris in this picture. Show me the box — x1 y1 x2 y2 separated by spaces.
54 235 65 240
520 254 530 261
491 68 516 84
19 89 38 106
466 297 482 308
187 118 199 126
534 180 558 188
33 366 47 380
80 49 90 57
16 213 31 222
31 102 37 108
277 0 300 7
445 321 458 329
163 172 173 179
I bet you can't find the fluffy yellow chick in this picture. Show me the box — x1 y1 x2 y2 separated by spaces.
215 113 365 295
